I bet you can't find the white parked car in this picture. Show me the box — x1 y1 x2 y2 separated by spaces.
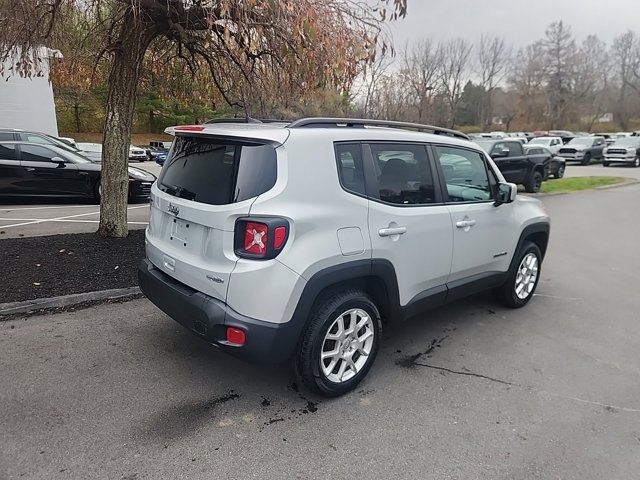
129 145 147 162
527 136 564 154
138 118 551 396
603 137 640 167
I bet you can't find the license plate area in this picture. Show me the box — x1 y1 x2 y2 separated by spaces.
170 218 190 246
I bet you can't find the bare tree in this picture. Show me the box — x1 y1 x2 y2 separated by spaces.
439 38 473 127
478 35 510 128
401 39 442 122
0 0 407 237
509 43 547 127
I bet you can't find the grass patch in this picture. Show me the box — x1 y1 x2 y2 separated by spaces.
520 176 628 194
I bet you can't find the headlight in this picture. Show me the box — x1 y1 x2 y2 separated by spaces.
128 167 147 179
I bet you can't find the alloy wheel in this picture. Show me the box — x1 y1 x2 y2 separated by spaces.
514 253 539 300
320 308 375 383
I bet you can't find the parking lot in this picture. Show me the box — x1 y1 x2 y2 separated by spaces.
1 182 639 479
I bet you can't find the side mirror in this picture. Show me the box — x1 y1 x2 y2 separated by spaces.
494 182 517 206
50 156 66 164
491 149 510 159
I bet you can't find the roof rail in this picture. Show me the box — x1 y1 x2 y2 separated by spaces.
204 117 290 125
287 117 469 140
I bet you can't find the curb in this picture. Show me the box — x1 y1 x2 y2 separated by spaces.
0 286 141 316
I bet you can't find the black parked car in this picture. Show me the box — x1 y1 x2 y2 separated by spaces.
523 145 566 178
474 139 549 193
0 142 156 202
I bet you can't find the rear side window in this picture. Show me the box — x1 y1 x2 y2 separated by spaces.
0 144 17 160
21 145 55 162
0 133 15 141
369 143 436 205
335 143 366 195
158 136 276 205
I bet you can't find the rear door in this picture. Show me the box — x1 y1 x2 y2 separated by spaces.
0 139 22 195
148 135 278 302
433 144 514 286
365 142 453 309
18 144 83 195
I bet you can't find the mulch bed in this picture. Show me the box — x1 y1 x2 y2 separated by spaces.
1 230 145 304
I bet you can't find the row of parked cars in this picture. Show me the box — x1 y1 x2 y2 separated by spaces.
0 128 156 201
471 130 640 168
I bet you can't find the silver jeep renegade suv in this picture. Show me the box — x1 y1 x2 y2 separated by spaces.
138 118 550 397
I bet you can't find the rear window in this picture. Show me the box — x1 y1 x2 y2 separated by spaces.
158 136 277 205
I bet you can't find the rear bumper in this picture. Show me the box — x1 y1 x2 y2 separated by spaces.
138 259 300 363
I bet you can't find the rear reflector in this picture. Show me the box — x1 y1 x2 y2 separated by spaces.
226 327 246 346
274 226 287 249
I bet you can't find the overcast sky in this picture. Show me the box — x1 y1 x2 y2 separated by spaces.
388 0 640 49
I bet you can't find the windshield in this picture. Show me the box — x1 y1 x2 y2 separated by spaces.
567 138 594 146
611 137 640 147
51 145 93 164
473 140 495 153
77 143 102 153
529 138 551 146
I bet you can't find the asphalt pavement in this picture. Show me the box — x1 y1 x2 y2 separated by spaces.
1 182 639 479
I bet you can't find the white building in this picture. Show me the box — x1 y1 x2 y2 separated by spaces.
0 48 62 136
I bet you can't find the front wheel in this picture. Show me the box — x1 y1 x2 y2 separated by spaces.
554 165 565 178
495 241 542 308
632 157 640 168
524 170 543 193
93 181 101 204
295 289 382 397
602 161 610 167
581 153 592 165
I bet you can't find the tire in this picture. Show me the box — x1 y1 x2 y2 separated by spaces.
495 241 542 309
554 165 565 178
93 180 101 204
581 152 591 165
602 161 610 167
295 288 382 397
524 170 543 193
633 157 640 168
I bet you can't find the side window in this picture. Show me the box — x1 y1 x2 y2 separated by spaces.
20 145 56 162
490 142 508 156
335 143 365 196
434 146 492 203
0 144 18 160
22 134 51 145
369 143 436 205
0 132 15 141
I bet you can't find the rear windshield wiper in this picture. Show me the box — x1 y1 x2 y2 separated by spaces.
160 183 197 201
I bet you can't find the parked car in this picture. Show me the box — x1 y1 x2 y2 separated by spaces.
475 139 549 192
548 130 575 144
129 145 147 162
602 137 640 167
138 118 550 396
594 133 616 146
75 142 103 162
0 141 156 201
146 140 172 165
0 128 83 154
523 145 566 178
527 136 564 154
557 136 605 165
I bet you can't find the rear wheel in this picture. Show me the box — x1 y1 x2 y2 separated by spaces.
581 152 592 165
524 170 543 193
295 289 381 397
554 165 565 178
602 161 610 167
495 241 542 308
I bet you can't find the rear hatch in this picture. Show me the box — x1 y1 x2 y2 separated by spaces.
146 130 283 301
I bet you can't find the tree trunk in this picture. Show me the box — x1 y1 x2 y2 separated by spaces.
98 20 155 237
74 102 81 133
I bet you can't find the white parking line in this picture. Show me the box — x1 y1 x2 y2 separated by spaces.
0 205 148 229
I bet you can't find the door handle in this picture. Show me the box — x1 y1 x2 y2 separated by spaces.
456 220 477 229
378 226 407 237
25 167 35 172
